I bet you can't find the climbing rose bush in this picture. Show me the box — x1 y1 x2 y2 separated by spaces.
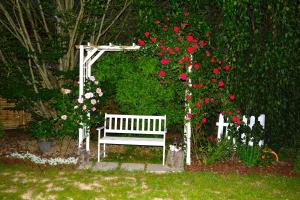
138 17 239 129
52 76 104 136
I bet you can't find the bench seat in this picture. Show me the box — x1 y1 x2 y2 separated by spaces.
99 136 165 146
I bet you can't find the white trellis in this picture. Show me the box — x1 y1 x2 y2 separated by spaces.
77 43 140 152
216 114 265 146
76 42 193 165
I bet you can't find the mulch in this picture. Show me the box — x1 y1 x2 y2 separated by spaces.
186 159 300 178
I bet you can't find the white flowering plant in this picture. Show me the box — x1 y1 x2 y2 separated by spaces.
8 152 78 165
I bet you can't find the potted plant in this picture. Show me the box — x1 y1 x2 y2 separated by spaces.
30 119 56 153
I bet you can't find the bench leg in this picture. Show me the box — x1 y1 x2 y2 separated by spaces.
98 142 101 162
163 145 165 166
103 144 106 158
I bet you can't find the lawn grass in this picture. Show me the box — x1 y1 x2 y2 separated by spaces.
0 162 299 200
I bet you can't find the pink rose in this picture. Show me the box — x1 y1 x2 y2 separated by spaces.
92 107 96 111
82 105 87 110
61 115 67 120
89 76 95 81
78 98 84 104
91 99 97 105
96 88 102 94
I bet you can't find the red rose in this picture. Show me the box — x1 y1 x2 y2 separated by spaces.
202 118 207 123
177 37 183 41
224 65 230 71
205 32 210 37
185 95 191 101
211 78 216 83
187 46 194 54
193 39 198 43
210 57 215 63
160 46 166 51
163 27 167 32
183 56 189 62
199 83 204 88
228 111 232 115
229 95 235 101
193 44 199 50
205 98 209 103
167 47 174 55
186 35 194 42
196 103 201 108
205 50 211 57
156 52 163 57
159 71 166 77
180 73 187 80
218 66 221 70
194 63 200 70
218 81 224 87
160 58 170 65
231 115 237 122
144 32 150 37
213 68 219 74
138 39 145 46
196 124 201 129
199 40 206 47
151 37 156 42
187 113 192 118
193 84 197 89
173 26 180 33
174 46 180 52
236 118 241 125
218 60 222 65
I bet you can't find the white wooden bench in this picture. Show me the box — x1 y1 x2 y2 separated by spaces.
97 113 167 165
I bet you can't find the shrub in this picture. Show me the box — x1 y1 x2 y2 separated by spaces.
237 145 261 167
206 138 234 165
294 152 300 174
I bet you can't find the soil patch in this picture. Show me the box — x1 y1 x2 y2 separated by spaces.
186 159 300 178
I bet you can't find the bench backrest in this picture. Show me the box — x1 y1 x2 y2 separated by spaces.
104 113 166 135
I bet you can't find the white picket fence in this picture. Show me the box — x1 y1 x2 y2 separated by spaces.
216 114 265 147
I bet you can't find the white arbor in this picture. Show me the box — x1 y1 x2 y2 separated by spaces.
76 43 192 165
77 43 140 152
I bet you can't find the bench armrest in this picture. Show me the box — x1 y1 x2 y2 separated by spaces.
97 126 105 132
97 126 105 141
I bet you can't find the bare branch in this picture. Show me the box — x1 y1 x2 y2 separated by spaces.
95 0 132 44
